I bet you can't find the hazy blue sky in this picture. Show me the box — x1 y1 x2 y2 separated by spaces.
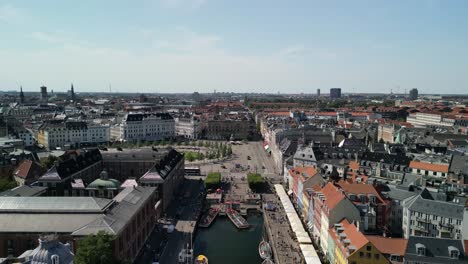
1 0 467 94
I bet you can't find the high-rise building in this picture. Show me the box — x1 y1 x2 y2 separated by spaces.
317 89 321 97
330 88 341 99
409 88 418 100
40 86 48 102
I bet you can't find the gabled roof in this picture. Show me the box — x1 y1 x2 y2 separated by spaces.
336 181 386 204
409 160 449 173
405 236 467 263
334 219 369 256
318 182 345 210
13 159 44 180
366 235 407 256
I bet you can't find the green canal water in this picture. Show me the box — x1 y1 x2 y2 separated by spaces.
194 214 263 264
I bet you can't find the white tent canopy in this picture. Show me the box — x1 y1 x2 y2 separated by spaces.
274 184 321 263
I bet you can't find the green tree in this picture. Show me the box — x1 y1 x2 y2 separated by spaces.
197 141 204 147
75 231 125 264
205 172 221 189
40 155 60 169
247 173 265 192
227 145 233 156
0 177 17 192
184 152 196 162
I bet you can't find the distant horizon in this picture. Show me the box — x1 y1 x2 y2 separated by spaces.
1 1 468 94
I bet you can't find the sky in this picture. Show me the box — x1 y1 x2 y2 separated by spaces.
1 0 468 94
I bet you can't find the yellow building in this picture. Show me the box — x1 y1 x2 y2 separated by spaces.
330 219 388 264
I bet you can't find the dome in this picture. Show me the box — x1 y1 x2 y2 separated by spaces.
29 235 74 264
87 170 121 189
87 178 121 189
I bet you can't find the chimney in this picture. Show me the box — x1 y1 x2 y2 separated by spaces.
356 220 360 231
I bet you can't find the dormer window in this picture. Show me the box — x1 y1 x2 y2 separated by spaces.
449 246 459 259
416 243 426 256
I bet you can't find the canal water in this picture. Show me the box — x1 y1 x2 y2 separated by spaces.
194 214 263 264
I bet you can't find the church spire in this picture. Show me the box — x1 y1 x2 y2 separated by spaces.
19 85 25 104
71 83 75 102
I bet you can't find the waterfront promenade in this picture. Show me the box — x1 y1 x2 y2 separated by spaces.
263 193 304 264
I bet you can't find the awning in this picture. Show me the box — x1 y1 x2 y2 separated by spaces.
287 190 293 195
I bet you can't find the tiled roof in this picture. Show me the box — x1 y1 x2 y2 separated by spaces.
14 160 34 179
289 167 318 180
319 182 344 210
335 219 369 256
366 235 407 256
336 181 385 204
409 160 449 173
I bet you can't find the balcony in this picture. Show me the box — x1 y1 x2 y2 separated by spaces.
416 217 431 224
413 225 429 233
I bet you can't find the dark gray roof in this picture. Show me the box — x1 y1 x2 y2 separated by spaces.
72 186 156 236
405 194 464 219
0 197 113 213
450 155 468 174
405 236 468 263
386 185 418 201
100 147 170 161
0 185 47 197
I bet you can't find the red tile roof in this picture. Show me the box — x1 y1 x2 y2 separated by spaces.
319 182 345 210
335 219 369 256
409 161 449 173
336 181 385 204
14 160 34 179
366 235 407 256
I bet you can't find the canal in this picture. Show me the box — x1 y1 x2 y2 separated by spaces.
194 213 263 264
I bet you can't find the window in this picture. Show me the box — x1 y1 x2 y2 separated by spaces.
359 252 364 257
451 250 459 259
367 253 371 258
375 254 380 259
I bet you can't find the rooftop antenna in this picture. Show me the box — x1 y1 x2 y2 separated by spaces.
109 83 112 93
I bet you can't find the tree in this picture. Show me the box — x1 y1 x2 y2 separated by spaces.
227 145 233 156
40 155 60 169
0 177 17 192
75 231 125 264
205 172 221 189
247 173 265 192
197 141 204 147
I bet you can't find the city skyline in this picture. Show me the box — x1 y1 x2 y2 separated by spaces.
1 0 468 94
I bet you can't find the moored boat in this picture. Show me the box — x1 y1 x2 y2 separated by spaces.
195 255 208 264
199 208 219 228
226 208 250 229
258 240 272 260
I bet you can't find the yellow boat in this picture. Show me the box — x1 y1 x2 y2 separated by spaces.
195 255 208 264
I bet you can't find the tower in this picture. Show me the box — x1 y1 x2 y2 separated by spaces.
70 83 75 102
40 86 48 102
317 89 321 97
19 86 25 104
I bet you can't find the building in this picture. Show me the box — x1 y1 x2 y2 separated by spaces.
312 182 361 258
404 236 468 264
4 234 75 264
19 86 25 105
175 116 202 139
37 149 103 196
329 219 387 264
408 88 418 101
37 121 110 150
409 160 449 187
0 186 159 262
386 186 419 237
330 88 342 99
12 160 45 186
406 112 455 128
121 113 175 142
40 86 48 102
205 116 256 140
336 181 391 232
402 189 464 239
18 129 35 147
86 170 121 199
365 235 407 264
138 149 185 211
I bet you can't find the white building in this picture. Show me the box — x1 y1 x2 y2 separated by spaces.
18 129 35 147
402 189 464 239
37 121 110 149
175 116 202 139
122 113 175 142
407 112 455 128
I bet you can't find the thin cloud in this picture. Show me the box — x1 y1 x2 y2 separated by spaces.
0 4 24 24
